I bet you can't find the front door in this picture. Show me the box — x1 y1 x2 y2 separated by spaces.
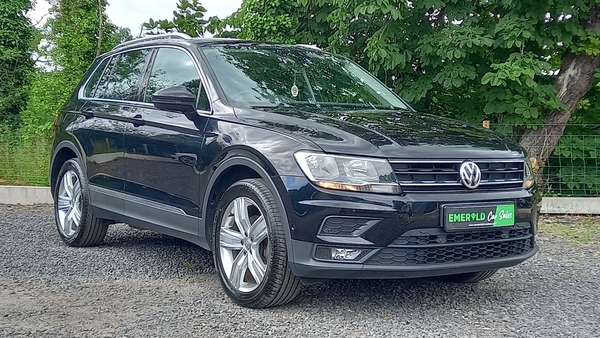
123 47 211 236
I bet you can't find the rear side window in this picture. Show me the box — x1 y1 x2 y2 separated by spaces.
96 49 151 101
83 58 109 98
144 48 207 109
94 56 118 99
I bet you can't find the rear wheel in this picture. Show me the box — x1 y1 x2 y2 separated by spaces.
212 179 301 308
438 269 498 283
54 158 108 247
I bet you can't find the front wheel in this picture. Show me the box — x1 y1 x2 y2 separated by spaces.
212 179 301 308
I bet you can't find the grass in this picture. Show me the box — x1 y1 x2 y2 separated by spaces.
0 135 51 186
183 262 198 270
539 215 600 246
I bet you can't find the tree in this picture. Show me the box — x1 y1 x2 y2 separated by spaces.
330 1 600 168
519 4 600 161
219 0 600 169
221 0 301 43
207 0 333 46
21 0 131 139
96 0 104 58
143 0 207 37
0 0 35 124
44 0 129 82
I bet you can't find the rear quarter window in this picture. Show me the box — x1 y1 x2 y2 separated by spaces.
83 58 110 98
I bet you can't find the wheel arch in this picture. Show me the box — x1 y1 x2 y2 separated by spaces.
202 154 294 260
50 141 84 197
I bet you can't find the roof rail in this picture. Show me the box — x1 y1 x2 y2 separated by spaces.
113 32 192 50
298 44 321 50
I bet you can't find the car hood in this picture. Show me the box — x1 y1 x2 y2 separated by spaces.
233 107 524 159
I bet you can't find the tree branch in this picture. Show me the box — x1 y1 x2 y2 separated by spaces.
96 0 103 58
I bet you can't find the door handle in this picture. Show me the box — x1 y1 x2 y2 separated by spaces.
82 108 94 119
131 114 145 127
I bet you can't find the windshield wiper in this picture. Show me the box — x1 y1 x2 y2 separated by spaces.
249 102 294 109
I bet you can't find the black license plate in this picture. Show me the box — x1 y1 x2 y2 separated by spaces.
442 204 515 231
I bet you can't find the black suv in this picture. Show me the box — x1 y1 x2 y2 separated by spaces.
50 33 539 308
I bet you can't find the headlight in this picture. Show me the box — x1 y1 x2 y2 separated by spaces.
523 157 535 189
294 151 401 194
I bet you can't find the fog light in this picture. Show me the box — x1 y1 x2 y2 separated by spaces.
331 248 362 260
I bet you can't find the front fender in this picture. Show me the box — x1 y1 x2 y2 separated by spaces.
202 155 297 261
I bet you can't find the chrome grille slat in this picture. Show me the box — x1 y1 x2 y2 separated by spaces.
391 159 524 192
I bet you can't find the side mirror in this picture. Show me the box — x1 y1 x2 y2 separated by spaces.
152 86 197 119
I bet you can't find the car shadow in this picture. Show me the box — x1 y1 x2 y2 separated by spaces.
99 224 522 310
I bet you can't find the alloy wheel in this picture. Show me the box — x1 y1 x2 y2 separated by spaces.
56 170 83 238
219 196 269 293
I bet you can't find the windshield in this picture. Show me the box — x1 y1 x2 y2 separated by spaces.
202 45 409 110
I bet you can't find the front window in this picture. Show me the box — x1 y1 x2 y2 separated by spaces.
202 45 408 110
144 48 210 111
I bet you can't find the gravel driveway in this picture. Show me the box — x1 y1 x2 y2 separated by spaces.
1 204 599 338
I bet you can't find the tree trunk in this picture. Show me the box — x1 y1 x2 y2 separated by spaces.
96 0 103 58
519 4 600 162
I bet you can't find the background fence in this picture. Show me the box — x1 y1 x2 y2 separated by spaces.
0 125 52 187
522 124 600 197
0 121 598 197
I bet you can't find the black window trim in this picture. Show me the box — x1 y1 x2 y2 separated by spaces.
78 44 213 114
137 48 158 103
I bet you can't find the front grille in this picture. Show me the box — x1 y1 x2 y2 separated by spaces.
390 160 524 192
365 223 534 266
390 224 531 246
368 239 533 265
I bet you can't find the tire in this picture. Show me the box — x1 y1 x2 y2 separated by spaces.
212 179 301 308
438 269 498 283
54 158 108 247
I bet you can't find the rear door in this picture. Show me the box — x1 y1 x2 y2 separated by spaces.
76 49 151 215
123 47 211 236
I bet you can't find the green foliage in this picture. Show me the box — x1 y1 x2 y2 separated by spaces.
44 0 128 83
225 0 300 43
325 0 589 131
23 0 132 139
0 0 132 186
207 0 333 46
0 133 51 186
143 0 207 37
0 0 35 124
20 71 72 139
572 32 600 56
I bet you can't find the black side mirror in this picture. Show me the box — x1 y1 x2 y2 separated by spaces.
152 86 197 120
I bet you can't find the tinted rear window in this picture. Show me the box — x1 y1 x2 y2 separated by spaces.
95 49 151 101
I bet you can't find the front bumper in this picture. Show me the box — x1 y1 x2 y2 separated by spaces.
290 240 538 279
279 176 540 279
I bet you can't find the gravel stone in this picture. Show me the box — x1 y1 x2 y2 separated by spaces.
1 204 599 337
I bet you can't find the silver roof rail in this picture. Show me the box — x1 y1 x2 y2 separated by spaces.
298 44 321 50
113 32 192 50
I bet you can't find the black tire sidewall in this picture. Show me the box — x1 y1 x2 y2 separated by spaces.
54 158 93 246
212 180 282 305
